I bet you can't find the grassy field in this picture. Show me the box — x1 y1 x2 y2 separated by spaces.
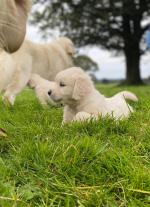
0 84 150 207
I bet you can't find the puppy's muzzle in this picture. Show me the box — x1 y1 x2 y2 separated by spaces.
48 90 62 104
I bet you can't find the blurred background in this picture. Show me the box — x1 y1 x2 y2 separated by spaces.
27 0 150 84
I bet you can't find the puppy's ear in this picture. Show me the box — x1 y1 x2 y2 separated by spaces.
72 75 93 100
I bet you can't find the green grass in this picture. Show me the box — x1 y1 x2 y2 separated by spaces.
0 85 150 207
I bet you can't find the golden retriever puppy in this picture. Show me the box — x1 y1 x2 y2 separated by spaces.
0 0 31 53
3 37 75 105
28 74 56 105
48 67 138 123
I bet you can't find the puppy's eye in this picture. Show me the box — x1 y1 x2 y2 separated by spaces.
59 82 66 87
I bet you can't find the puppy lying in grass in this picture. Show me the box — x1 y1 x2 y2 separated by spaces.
48 67 138 123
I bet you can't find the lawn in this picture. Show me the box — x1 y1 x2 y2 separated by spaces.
0 84 150 207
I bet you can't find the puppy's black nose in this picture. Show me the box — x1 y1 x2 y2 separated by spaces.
48 90 52 96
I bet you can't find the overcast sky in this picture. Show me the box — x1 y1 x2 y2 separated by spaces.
26 24 150 80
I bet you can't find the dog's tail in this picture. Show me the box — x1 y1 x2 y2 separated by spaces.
117 91 138 102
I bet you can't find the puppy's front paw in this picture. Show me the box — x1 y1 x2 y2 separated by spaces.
61 120 69 126
73 112 96 122
2 94 15 106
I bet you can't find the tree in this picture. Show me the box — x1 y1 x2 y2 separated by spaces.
74 54 99 81
31 0 150 85
74 55 99 73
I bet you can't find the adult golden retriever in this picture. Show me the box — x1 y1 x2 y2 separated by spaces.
0 0 31 53
48 67 138 123
3 37 75 105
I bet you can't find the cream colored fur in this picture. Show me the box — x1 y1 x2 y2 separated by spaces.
0 51 16 92
3 53 32 105
48 67 138 123
0 0 31 53
28 74 56 105
2 37 75 105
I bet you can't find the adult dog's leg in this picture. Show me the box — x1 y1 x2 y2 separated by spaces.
3 64 32 105
0 52 16 92
3 70 29 105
